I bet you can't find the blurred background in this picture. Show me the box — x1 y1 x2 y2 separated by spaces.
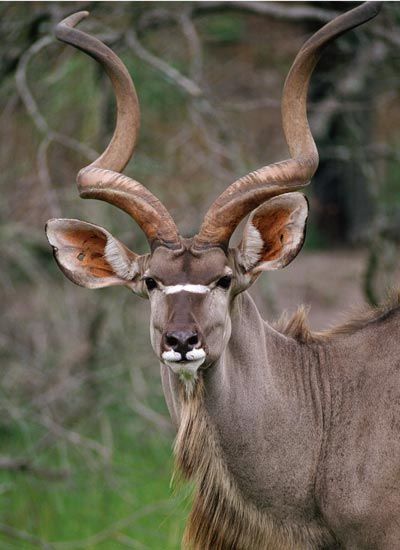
1 1 400 548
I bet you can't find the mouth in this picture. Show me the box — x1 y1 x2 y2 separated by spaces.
161 349 206 379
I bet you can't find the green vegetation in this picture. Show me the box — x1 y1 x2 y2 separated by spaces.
0 413 187 549
303 218 329 251
202 14 245 44
381 146 400 211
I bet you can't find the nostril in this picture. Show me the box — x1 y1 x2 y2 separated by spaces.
166 335 179 348
187 334 199 347
164 330 201 356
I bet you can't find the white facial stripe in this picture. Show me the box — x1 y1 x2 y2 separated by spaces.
163 284 210 295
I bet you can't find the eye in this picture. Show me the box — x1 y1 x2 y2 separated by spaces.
145 277 158 291
216 275 232 290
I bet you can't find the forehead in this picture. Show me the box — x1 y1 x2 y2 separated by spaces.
148 245 228 285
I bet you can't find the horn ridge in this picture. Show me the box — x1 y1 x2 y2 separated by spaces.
55 12 181 248
77 166 181 248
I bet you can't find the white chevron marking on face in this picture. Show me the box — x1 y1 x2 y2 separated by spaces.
163 284 210 295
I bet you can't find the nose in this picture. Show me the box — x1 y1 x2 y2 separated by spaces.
164 330 199 359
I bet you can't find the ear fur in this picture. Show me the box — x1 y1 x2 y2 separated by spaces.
46 218 140 289
239 192 308 272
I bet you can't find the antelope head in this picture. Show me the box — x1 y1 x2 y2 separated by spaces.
46 5 380 392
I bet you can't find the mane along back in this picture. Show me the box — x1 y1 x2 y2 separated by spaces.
274 292 400 343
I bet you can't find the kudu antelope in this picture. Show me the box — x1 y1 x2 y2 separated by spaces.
45 3 398 549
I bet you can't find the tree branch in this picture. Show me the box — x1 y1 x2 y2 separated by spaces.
0 456 69 481
125 29 203 98
192 1 339 23
15 35 98 161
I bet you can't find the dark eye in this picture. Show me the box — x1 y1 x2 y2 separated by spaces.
145 277 158 291
216 275 232 289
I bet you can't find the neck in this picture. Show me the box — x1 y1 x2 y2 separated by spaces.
164 291 333 549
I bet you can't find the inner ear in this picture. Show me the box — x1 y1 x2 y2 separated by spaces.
46 218 140 289
239 192 308 272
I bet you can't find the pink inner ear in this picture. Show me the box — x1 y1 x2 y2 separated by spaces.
60 228 115 277
47 218 140 288
253 208 292 262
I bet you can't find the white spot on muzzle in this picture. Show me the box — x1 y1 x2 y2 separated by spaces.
161 348 206 396
161 350 182 362
186 348 206 361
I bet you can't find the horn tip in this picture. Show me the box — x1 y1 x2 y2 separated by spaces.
368 1 382 15
55 11 90 39
356 1 382 20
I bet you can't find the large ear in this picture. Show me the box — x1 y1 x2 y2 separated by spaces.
46 218 142 289
239 192 308 273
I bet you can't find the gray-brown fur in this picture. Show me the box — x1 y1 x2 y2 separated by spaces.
174 379 333 549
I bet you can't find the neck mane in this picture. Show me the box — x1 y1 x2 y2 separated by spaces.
173 377 332 549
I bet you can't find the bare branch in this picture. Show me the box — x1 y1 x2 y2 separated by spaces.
137 8 178 31
40 416 112 464
114 533 146 549
15 35 98 161
129 399 173 434
0 456 69 481
0 93 19 126
38 137 61 217
222 97 280 112
16 35 53 134
178 12 203 83
192 1 339 23
0 523 53 549
125 29 203 98
50 501 172 549
310 41 385 140
137 1 339 33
